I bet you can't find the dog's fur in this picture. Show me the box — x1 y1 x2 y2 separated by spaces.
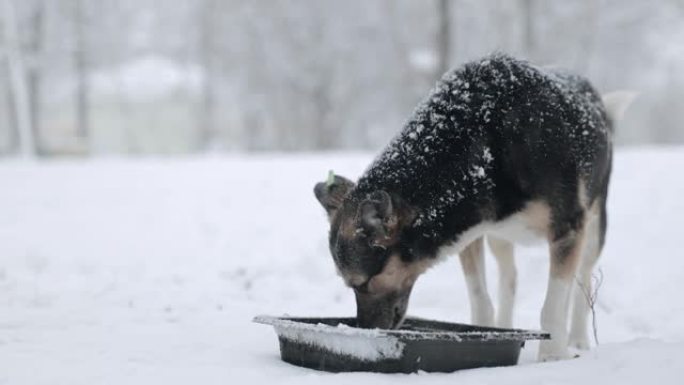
314 54 633 361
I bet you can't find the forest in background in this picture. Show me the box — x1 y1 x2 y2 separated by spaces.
1 0 683 156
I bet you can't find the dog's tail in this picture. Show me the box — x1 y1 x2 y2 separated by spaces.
602 91 638 122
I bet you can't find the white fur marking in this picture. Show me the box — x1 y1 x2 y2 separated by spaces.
488 237 516 328
464 274 495 326
459 239 495 327
539 277 573 360
569 207 601 349
437 202 550 257
486 201 550 245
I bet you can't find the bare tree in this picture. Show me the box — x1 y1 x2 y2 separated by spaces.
576 268 604 346
521 0 536 59
26 0 45 154
312 73 335 150
73 0 89 143
386 1 423 112
198 0 220 151
304 6 337 150
575 0 599 73
3 67 19 151
436 0 452 79
2 0 35 157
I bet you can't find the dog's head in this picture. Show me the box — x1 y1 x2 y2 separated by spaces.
314 173 429 329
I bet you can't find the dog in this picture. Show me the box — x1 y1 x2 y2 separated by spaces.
314 53 634 361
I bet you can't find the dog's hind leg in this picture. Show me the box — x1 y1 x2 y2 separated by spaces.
539 222 586 361
459 237 495 326
569 201 605 350
488 237 517 328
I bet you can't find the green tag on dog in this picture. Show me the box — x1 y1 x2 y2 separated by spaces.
326 170 335 187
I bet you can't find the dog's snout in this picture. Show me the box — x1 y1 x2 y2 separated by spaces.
392 306 403 328
355 286 413 330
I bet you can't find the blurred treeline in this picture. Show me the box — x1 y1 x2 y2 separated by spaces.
1 0 683 157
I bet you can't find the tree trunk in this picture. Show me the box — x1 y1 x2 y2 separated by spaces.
73 0 89 143
27 0 45 154
436 0 452 79
199 0 218 151
2 0 35 157
4 68 19 151
313 82 334 150
521 0 536 59
576 0 598 73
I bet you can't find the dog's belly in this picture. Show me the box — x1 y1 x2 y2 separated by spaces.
486 201 550 245
437 201 551 258
487 216 546 245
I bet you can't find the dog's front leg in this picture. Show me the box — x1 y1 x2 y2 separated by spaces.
488 237 517 328
459 237 495 327
539 228 585 361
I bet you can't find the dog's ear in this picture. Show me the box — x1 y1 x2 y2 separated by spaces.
314 173 355 219
357 191 399 247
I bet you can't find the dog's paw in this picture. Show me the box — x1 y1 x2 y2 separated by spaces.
568 336 591 351
538 352 577 362
538 341 573 362
538 352 574 362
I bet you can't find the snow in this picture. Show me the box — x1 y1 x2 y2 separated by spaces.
255 317 406 361
1 147 684 384
275 326 404 361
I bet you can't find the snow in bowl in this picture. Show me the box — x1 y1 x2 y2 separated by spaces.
253 315 550 373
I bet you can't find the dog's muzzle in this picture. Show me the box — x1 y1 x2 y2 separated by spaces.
355 286 413 329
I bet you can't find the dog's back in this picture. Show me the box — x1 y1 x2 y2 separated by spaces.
353 54 611 252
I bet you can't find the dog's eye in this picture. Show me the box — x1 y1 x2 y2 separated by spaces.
354 228 367 238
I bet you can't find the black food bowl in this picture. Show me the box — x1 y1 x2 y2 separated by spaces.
254 315 550 373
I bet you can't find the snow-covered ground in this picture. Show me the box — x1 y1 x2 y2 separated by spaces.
0 147 683 384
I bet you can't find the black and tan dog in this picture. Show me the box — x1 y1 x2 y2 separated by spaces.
314 54 634 361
